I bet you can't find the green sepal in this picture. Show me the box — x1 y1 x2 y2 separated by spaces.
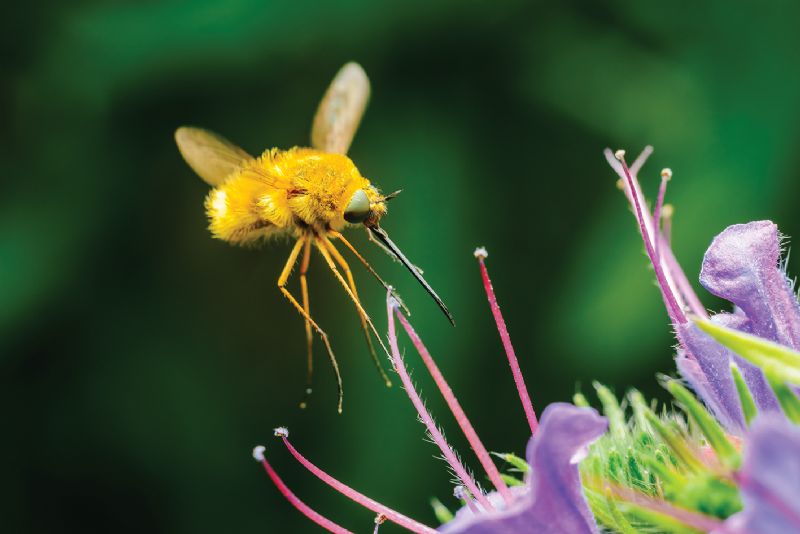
637 451 685 490
594 382 627 439
430 497 454 524
629 389 654 434
665 380 740 470
573 392 590 407
643 408 703 473
677 475 742 520
499 473 525 487
615 500 704 534
694 318 800 383
491 452 529 473
763 366 800 423
604 487 638 534
730 363 758 425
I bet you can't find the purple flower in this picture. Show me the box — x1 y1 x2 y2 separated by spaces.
605 148 797 432
439 403 606 534
252 250 607 533
700 221 800 350
721 415 800 533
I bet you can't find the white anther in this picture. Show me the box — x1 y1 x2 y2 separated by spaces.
473 247 488 259
252 445 266 462
273 427 289 438
614 149 626 161
661 168 673 180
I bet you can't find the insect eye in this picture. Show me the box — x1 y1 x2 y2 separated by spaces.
344 189 370 223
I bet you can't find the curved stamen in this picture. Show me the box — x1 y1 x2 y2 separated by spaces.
252 445 353 534
606 148 708 320
393 305 514 505
387 293 495 512
653 168 672 261
474 248 539 435
613 150 685 324
275 429 437 534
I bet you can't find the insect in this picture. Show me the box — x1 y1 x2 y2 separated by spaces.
175 62 453 412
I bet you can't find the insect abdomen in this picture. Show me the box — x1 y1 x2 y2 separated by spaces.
205 176 289 244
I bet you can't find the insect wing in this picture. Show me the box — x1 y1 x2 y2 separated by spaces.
175 126 253 185
311 62 371 155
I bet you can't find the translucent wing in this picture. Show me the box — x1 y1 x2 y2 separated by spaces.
311 62 371 155
175 126 253 186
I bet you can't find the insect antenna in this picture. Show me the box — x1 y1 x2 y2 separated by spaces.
382 189 403 202
367 226 455 326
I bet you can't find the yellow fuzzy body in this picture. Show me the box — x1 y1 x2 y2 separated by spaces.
205 147 387 245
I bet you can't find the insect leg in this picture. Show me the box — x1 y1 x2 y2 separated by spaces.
278 235 343 413
299 237 314 409
328 230 411 317
319 235 392 387
316 235 393 386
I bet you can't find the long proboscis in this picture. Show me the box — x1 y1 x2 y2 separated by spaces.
368 226 455 326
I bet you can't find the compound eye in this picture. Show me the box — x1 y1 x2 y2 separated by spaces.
344 189 370 223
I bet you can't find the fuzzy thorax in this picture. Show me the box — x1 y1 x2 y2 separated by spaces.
204 147 386 245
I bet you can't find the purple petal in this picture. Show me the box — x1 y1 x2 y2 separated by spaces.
678 312 782 434
439 404 606 534
700 221 800 349
678 322 746 433
720 416 800 534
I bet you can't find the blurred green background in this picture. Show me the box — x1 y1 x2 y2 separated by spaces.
4 1 800 532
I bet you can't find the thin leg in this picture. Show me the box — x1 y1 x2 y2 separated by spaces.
320 235 392 387
316 235 393 386
328 230 410 317
299 237 314 408
279 235 343 413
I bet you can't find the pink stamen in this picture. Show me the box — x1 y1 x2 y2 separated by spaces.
252 445 353 534
651 173 706 317
387 294 495 513
277 434 437 534
661 207 673 245
629 145 654 176
653 168 671 260
613 150 685 324
606 148 707 319
660 239 708 319
394 307 514 505
474 248 539 435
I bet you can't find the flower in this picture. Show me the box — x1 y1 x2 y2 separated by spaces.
438 403 606 534
251 145 800 533
722 415 800 533
604 148 798 433
252 249 607 533
601 146 800 533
